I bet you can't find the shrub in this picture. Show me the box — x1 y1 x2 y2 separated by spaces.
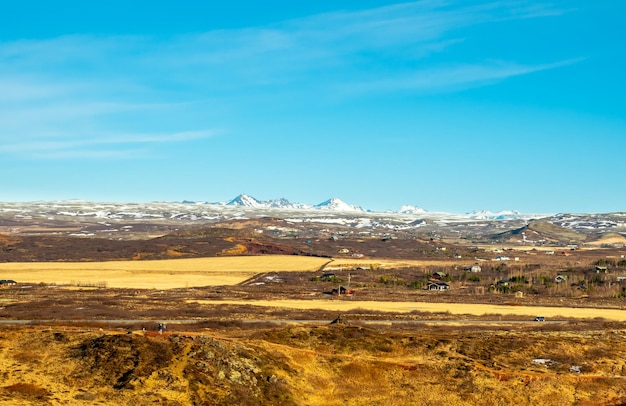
510 275 528 284
4 383 49 400
538 276 551 285
408 281 423 289
379 275 404 286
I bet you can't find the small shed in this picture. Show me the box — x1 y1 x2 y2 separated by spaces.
555 275 568 283
331 286 354 295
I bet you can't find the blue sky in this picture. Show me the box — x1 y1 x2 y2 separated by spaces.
1 1 624 213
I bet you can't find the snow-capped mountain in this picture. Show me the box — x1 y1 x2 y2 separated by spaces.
226 194 311 210
226 195 365 212
467 210 526 221
227 194 263 208
314 198 365 212
6 196 625 239
0 195 551 224
0 194 545 221
398 205 427 215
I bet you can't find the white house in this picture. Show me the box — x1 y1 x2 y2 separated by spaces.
427 282 450 291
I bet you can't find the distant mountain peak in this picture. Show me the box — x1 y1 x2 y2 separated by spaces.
398 205 427 214
225 194 367 212
226 194 309 210
227 194 262 207
467 210 524 220
315 197 365 212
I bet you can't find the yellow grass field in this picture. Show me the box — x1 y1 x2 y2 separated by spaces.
0 256 330 289
191 299 626 321
323 258 466 269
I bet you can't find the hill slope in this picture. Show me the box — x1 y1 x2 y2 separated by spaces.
1 326 625 405
492 220 586 244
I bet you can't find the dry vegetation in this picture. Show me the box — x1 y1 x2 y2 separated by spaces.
0 256 330 289
0 323 625 405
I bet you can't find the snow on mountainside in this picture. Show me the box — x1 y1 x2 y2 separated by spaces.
0 196 547 222
315 197 365 212
467 210 525 221
549 213 626 231
5 197 625 236
226 194 312 210
227 194 263 207
398 205 427 214
226 195 365 212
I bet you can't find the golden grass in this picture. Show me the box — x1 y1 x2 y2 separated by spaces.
324 259 465 269
221 244 247 255
0 256 330 289
191 299 626 321
586 233 626 246
1 326 624 405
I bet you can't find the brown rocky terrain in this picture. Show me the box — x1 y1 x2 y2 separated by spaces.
1 322 626 405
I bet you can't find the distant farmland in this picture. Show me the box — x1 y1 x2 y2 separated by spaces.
0 256 330 289
191 299 626 321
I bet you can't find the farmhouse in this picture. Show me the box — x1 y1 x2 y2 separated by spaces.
0 279 17 287
596 266 608 273
427 282 450 291
432 272 447 280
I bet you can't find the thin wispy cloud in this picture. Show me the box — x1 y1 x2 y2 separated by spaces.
0 0 576 159
0 130 217 160
341 58 585 95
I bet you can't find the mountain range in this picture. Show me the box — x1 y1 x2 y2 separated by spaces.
0 193 543 221
220 194 535 220
0 195 624 239
226 194 366 212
